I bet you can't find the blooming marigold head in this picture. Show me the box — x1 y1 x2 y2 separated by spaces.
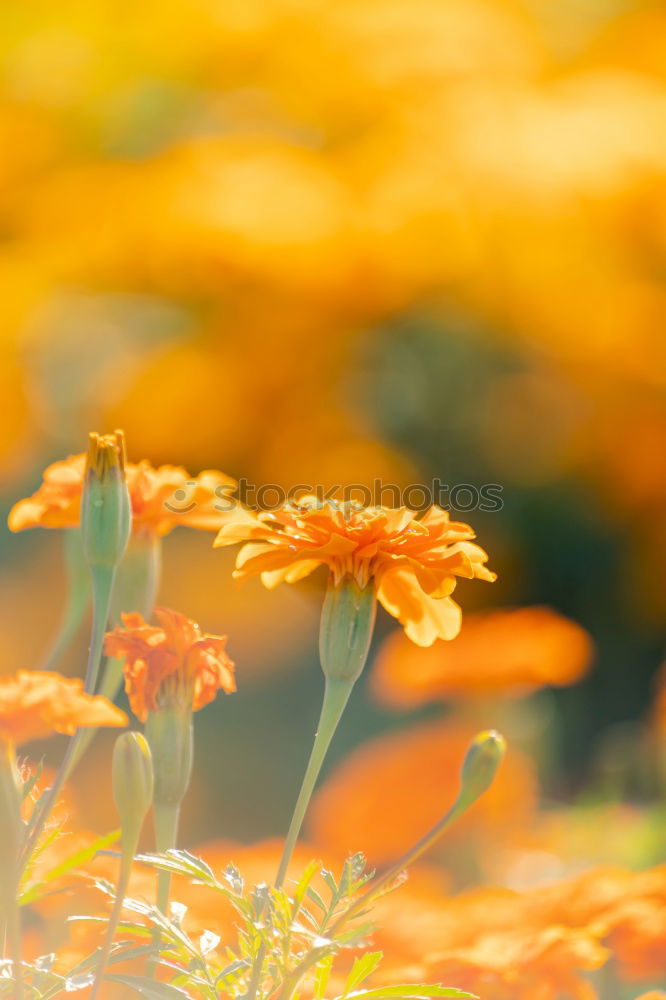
105 606 236 722
9 449 239 538
0 671 128 748
372 606 594 707
215 497 496 646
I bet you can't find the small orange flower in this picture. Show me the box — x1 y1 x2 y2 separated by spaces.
9 453 238 538
372 606 594 707
105 606 236 721
215 498 495 645
0 671 127 748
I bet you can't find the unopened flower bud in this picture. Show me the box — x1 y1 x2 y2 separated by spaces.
81 431 131 570
112 731 154 851
457 729 506 811
319 575 376 684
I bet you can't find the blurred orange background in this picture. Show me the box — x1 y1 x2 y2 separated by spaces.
1 0 665 864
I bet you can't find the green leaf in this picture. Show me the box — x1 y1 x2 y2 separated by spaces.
19 829 121 905
344 986 477 1000
306 886 327 914
292 859 322 910
138 850 219 888
343 952 383 995
314 954 334 1000
105 974 191 998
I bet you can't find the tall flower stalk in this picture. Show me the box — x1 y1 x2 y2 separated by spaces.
20 432 131 870
275 575 376 887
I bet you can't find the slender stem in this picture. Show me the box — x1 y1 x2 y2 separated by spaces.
153 802 181 913
89 854 132 1000
275 679 353 889
0 744 24 1000
69 534 162 774
147 801 181 978
19 566 116 873
5 894 23 1000
247 679 354 1000
329 800 464 936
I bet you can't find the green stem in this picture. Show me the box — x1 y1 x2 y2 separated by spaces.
89 854 132 1000
19 566 116 874
69 534 162 773
275 679 354 889
41 531 90 672
153 801 181 914
147 801 181 978
246 679 355 1000
6 895 23 1000
0 744 23 1000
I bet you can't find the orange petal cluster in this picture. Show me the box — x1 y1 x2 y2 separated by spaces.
215 499 495 646
372 606 594 707
0 671 127 747
308 718 536 866
8 453 238 538
105 606 236 721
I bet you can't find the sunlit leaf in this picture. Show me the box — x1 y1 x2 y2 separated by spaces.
105 974 191 998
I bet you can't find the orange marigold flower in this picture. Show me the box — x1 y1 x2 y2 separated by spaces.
308 718 536 866
9 453 238 537
0 671 127 747
105 606 236 722
423 924 607 1000
215 498 496 646
372 606 594 707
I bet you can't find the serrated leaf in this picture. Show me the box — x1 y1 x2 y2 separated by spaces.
215 958 250 985
314 954 334 1000
345 986 477 1000
138 850 218 887
343 952 383 995
105 974 191 999
20 830 121 906
306 886 327 914
292 859 321 908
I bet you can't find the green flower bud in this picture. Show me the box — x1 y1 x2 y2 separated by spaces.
458 729 506 810
112 731 154 851
319 574 376 684
80 431 131 570
144 708 193 810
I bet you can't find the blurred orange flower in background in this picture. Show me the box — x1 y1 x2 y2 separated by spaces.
216 500 496 645
308 718 537 866
8 454 238 537
105 606 236 721
372 606 594 708
0 671 126 747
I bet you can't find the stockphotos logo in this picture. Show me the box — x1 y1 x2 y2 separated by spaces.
163 479 504 515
